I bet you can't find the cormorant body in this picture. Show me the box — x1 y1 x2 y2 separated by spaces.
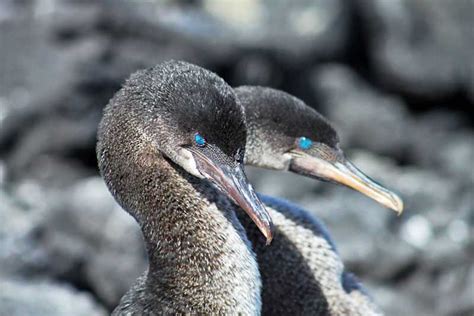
97 61 271 315
236 86 402 315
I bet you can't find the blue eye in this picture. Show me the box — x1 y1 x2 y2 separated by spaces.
298 137 313 150
194 133 206 147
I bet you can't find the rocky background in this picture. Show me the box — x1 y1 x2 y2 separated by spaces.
0 0 473 315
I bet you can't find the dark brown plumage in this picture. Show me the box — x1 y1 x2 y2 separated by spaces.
97 61 265 315
236 86 388 315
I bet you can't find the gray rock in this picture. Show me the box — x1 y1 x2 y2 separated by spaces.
39 177 146 306
313 64 413 157
378 260 474 316
357 0 474 99
0 277 106 316
0 1 110 179
247 166 324 202
0 183 50 277
0 177 146 307
114 0 349 63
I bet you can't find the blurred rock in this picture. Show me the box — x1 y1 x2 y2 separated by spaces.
371 261 474 316
0 177 146 308
35 177 146 307
247 166 324 202
232 55 283 87
356 0 474 100
0 185 48 282
0 1 111 179
0 277 106 316
312 64 411 157
116 0 349 64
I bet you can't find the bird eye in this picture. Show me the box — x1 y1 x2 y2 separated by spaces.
194 133 207 147
298 137 313 150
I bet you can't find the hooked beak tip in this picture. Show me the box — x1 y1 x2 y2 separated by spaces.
390 193 404 215
263 223 274 245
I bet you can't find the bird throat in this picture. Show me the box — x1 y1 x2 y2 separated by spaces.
124 154 262 314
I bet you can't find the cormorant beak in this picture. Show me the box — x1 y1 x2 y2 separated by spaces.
189 148 274 244
289 147 403 214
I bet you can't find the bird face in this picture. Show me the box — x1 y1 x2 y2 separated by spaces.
103 61 273 243
179 130 273 244
235 86 403 214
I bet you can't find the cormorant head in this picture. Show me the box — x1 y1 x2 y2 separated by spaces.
97 61 273 243
235 86 403 214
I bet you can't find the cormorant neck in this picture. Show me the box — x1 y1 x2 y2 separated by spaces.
121 149 261 314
